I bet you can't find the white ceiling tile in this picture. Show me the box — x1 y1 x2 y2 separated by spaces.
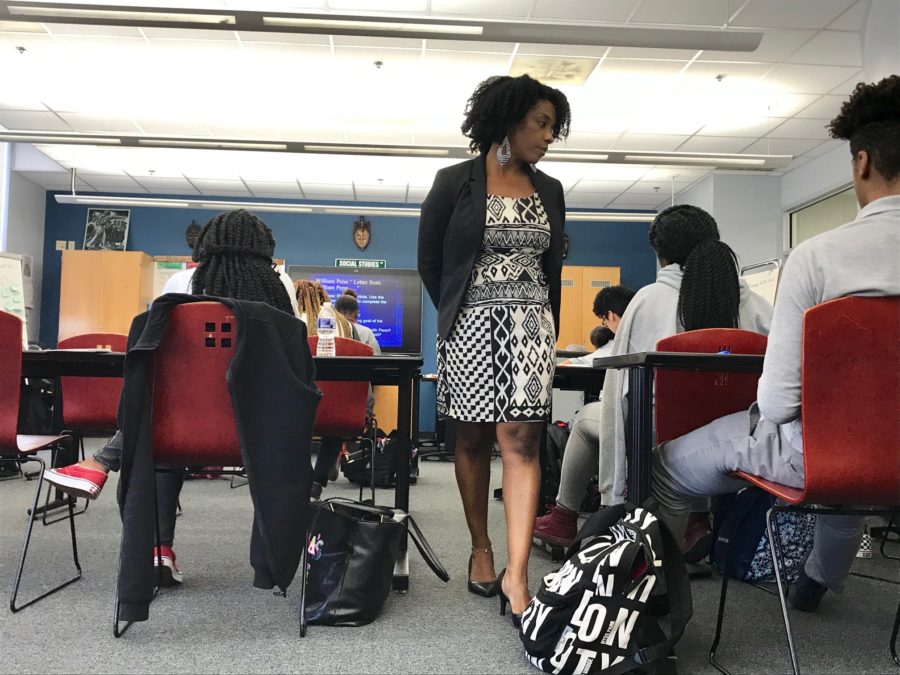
794 94 846 120
426 39 515 53
682 60 773 79
556 133 623 151
432 0 533 17
676 135 756 153
599 59 690 75
698 116 784 137
133 119 212 136
332 35 423 50
786 30 863 66
805 138 845 157
300 183 355 198
16 170 92 191
0 96 48 112
244 181 301 195
640 166 712 180
565 194 615 208
531 0 640 22
606 47 699 60
77 174 146 191
57 113 140 133
827 0 871 30
764 63 862 94
204 123 283 141
142 28 238 41
188 178 246 191
731 0 857 29
572 180 634 193
630 0 732 27
345 126 415 144
767 117 831 140
413 128 468 146
697 29 817 62
627 179 695 194
829 69 865 95
607 195 664 207
236 31 330 45
742 137 824 155
612 134 690 151
133 177 198 192
45 23 143 38
198 188 252 197
0 110 70 131
781 155 814 172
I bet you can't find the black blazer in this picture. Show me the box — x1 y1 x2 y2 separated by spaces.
417 154 566 339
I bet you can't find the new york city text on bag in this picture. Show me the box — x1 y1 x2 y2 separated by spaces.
520 504 692 675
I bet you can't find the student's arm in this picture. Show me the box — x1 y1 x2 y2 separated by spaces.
417 168 455 310
757 245 822 424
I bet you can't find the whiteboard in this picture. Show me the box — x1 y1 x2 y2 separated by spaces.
0 252 29 348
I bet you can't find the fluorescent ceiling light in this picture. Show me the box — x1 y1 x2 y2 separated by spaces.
7 5 235 24
0 3 762 52
624 154 766 166
263 16 482 36
54 193 656 221
141 139 288 151
304 145 451 157
0 133 121 145
544 153 610 162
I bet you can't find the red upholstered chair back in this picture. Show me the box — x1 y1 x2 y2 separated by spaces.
58 333 127 430
308 336 372 438
0 311 23 451
655 329 768 444
801 296 900 506
152 303 241 466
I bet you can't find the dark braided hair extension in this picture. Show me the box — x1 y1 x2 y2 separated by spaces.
648 204 741 331
461 74 571 155
190 209 294 316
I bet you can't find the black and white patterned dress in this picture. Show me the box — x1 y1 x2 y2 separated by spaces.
437 192 556 423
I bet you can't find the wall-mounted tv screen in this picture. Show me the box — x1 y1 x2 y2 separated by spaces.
287 265 423 355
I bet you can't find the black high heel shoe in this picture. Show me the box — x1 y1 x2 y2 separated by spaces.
467 546 499 597
497 569 522 629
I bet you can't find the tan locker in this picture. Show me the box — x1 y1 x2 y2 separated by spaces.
556 265 621 350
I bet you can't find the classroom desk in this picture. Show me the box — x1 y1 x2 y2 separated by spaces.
21 350 424 591
592 351 764 505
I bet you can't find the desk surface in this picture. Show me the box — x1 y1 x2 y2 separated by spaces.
593 351 764 372
21 350 423 384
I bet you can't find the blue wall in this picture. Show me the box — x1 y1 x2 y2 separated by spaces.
40 192 658 431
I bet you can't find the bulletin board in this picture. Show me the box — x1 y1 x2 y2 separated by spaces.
0 252 29 348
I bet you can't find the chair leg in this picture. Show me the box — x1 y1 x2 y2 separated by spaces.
708 569 733 674
766 506 800 675
891 597 900 667
299 525 309 638
41 439 88 526
9 456 82 613
880 514 899 563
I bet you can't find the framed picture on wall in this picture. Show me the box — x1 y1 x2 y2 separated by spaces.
83 208 130 251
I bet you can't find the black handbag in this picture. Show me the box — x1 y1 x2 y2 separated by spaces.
302 498 449 627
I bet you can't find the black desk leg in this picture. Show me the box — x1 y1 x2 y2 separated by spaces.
392 370 413 592
625 366 654 506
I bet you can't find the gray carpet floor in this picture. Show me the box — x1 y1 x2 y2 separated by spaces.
1 439 898 674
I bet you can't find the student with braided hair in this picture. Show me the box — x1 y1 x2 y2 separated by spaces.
593 204 773 556
43 209 299 585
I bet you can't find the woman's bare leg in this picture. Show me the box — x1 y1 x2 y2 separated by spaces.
453 420 498 583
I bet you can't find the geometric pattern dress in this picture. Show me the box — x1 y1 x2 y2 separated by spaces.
437 192 556 423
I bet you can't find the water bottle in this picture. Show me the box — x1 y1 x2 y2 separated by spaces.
316 302 337 357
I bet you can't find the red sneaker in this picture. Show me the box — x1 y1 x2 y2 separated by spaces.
533 504 578 548
154 545 183 586
44 464 107 499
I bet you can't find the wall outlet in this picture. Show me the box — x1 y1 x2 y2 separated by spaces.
55 240 67 251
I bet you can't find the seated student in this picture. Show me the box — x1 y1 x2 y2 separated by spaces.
336 288 382 355
43 208 298 585
652 75 900 610
561 325 615 366
295 280 357 499
534 286 635 546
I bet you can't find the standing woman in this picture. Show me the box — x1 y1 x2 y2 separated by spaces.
417 74 570 624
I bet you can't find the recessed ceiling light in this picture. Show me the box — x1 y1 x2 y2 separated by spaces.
263 16 482 36
7 5 235 24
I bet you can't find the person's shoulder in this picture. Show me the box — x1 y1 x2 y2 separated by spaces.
433 159 475 185
162 267 195 293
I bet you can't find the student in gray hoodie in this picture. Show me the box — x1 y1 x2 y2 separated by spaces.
596 205 773 514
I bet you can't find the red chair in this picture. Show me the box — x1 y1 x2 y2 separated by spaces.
711 296 900 674
58 332 127 460
0 310 81 612
655 329 769 445
308 336 375 501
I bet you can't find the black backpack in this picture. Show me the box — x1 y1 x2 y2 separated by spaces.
520 503 692 675
342 431 398 488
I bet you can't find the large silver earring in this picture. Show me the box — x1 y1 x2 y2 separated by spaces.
496 135 511 166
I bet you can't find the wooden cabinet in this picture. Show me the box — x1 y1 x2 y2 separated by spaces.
58 250 154 341
557 265 621 350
